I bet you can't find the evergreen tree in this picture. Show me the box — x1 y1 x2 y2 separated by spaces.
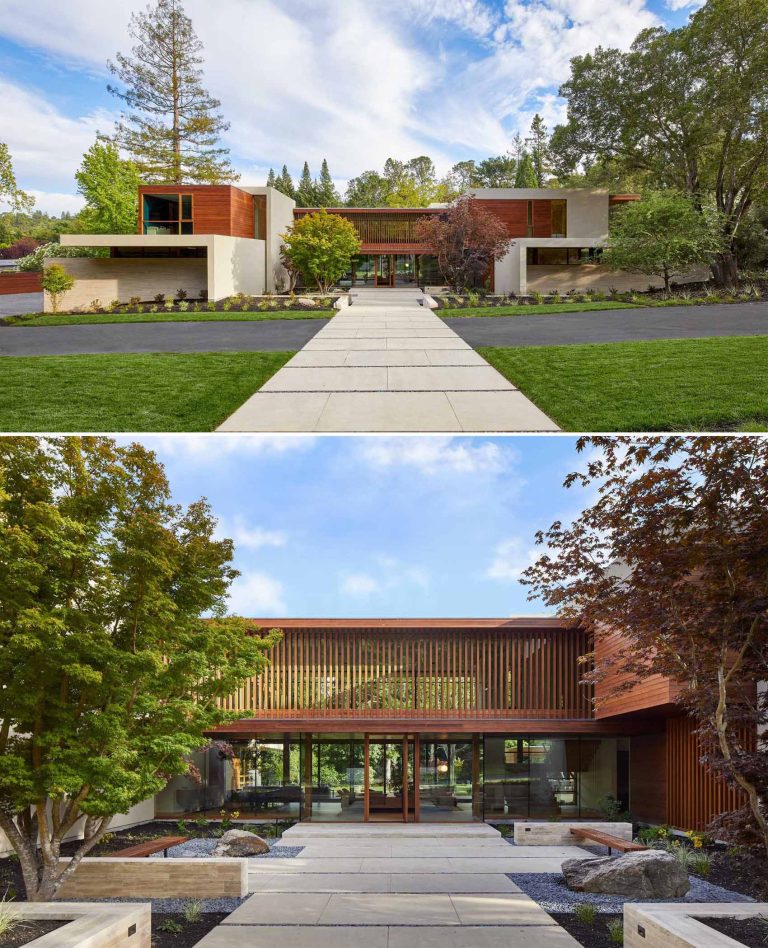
295 161 317 207
316 158 340 206
514 152 538 188
528 114 551 187
275 165 296 201
107 0 237 184
266 168 276 188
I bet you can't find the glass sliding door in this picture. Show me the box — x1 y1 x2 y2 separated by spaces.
303 736 365 821
394 255 417 286
375 254 393 287
367 738 405 820
418 739 477 822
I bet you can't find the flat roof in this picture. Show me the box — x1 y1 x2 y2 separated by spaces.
243 617 569 629
60 234 213 247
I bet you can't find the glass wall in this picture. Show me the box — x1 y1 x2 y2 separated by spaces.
142 193 194 235
305 737 365 821
482 736 629 820
419 739 477 822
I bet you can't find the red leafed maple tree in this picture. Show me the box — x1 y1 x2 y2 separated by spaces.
414 196 512 291
521 436 768 853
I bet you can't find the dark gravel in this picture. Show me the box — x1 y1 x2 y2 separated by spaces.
549 912 624 948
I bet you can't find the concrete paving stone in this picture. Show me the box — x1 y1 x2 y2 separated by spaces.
285 350 349 367
356 328 457 338
303 337 387 350
318 893 461 926
260 366 388 392
251 872 391 893
446 390 560 431
385 337 471 350
450 893 556 925
425 349 489 366
315 392 462 432
344 349 431 366
216 393 329 432
248 857 364 873
389 873 521 894
448 857 569 873
196 927 390 948
387 366 514 392
221 892 332 925
388 926 581 947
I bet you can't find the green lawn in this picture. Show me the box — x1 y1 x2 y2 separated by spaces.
478 336 768 431
0 351 294 431
440 301 640 317
4 309 332 326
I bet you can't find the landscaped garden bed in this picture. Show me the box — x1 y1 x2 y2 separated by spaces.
549 911 624 947
694 914 768 947
0 919 67 947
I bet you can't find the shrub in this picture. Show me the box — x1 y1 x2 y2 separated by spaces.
107 299 121 312
17 242 107 272
176 288 188 301
40 264 75 314
606 917 624 944
574 902 597 925
154 293 166 304
689 851 712 877
530 291 543 303
222 299 232 311
192 302 201 312
637 825 671 845
89 299 102 313
135 304 145 314
0 899 21 938
177 301 189 312
158 918 183 934
549 289 561 301
149 305 158 313
592 290 606 301
164 300 175 311
129 296 141 307
0 237 42 260
183 900 203 923
206 301 216 312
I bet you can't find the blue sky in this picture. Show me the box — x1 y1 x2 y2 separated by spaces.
0 0 702 214
127 434 598 619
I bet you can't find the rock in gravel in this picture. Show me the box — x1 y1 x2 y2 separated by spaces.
212 829 270 857
296 297 317 307
562 850 690 899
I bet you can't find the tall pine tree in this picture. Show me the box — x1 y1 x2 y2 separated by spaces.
275 165 296 200
316 159 340 206
295 161 318 206
108 0 237 184
514 152 538 188
266 168 276 188
528 114 550 187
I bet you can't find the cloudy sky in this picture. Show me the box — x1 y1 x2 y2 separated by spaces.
123 434 601 619
0 0 702 214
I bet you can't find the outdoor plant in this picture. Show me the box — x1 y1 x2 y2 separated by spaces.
689 851 713 877
206 301 216 311
0 438 283 902
164 300 175 310
40 264 75 314
177 300 189 311
192 302 201 312
0 898 20 938
199 289 207 300
158 918 184 934
89 299 102 313
154 292 165 303
108 299 121 312
574 902 597 925
183 900 203 923
149 304 158 313
222 299 232 311
176 288 187 300
606 917 624 944
281 209 361 293
129 296 141 306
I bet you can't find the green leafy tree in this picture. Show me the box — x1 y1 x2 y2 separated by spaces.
527 114 551 187
514 152 538 188
0 143 34 213
550 0 768 286
316 159 340 207
75 140 141 234
344 170 389 207
40 263 75 313
0 437 281 901
602 190 725 293
475 155 518 188
108 0 237 184
275 164 296 201
281 209 361 293
295 162 318 207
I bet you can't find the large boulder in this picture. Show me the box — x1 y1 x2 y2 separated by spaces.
212 829 270 857
562 850 690 899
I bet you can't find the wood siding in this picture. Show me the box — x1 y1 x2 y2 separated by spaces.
474 199 557 238
293 209 438 253
666 716 753 831
594 627 679 718
138 185 255 238
218 625 593 722
0 271 42 294
630 731 667 825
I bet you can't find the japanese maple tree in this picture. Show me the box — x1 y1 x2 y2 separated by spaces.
415 197 512 291
521 436 768 853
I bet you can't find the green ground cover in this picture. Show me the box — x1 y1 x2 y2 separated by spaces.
3 310 331 326
0 351 294 431
478 336 768 431
440 301 639 317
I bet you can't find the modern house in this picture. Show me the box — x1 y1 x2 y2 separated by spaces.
153 618 748 831
50 185 696 311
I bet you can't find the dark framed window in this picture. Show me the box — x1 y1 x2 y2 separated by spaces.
142 193 194 235
551 199 567 237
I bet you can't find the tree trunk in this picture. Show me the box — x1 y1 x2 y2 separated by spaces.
711 250 739 289
663 264 670 295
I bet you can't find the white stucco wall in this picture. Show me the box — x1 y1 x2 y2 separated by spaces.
208 236 265 299
238 186 296 292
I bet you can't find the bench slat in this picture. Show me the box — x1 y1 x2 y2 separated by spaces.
569 828 646 852
117 835 190 858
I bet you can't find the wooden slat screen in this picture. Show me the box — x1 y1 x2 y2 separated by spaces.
666 716 753 831
293 211 437 246
220 627 593 720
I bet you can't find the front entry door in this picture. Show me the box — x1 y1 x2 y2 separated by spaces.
364 736 413 821
375 254 393 287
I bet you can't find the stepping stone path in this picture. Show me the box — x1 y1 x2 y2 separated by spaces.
218 288 559 432
195 823 589 946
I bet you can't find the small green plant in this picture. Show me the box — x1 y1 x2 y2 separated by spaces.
592 289 606 301
574 902 597 925
177 300 189 312
530 290 543 304
183 899 203 923
108 299 121 312
496 824 513 838
206 301 217 311
0 898 21 938
192 302 201 312
606 917 624 944
193 815 208 830
176 288 188 301
129 296 141 307
176 819 190 835
158 917 184 934
135 304 145 314
549 289 561 302
258 299 270 311
40 263 76 313
164 300 175 311
222 299 232 311
154 292 165 304
89 299 103 313
149 304 158 313
637 824 671 844
689 851 712 877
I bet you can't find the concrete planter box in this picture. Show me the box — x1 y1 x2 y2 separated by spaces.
513 821 633 846
625 903 768 947
56 856 248 899
3 901 150 947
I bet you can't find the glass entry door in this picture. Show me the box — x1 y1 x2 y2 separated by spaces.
365 736 413 821
375 254 393 287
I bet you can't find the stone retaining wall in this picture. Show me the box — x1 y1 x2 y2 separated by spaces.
625 902 768 947
56 856 248 899
5 901 150 947
514 821 633 846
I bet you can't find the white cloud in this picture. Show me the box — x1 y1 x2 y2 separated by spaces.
25 191 85 216
359 437 514 476
227 569 286 616
486 537 539 582
339 555 430 599
664 0 704 9
145 434 317 462
217 517 287 552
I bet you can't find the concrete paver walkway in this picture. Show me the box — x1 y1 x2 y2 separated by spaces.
218 288 558 432
196 823 587 947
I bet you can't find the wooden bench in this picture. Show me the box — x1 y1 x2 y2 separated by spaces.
117 835 190 858
570 827 647 855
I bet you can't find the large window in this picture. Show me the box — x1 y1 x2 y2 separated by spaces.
551 199 567 237
142 193 194 235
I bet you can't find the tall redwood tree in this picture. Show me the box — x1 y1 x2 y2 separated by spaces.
521 436 768 853
415 197 511 291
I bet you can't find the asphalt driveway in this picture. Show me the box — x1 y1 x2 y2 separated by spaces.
0 317 330 356
441 302 768 347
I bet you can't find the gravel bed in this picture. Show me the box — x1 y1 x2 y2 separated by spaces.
508 872 755 914
149 838 303 858
86 895 246 914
